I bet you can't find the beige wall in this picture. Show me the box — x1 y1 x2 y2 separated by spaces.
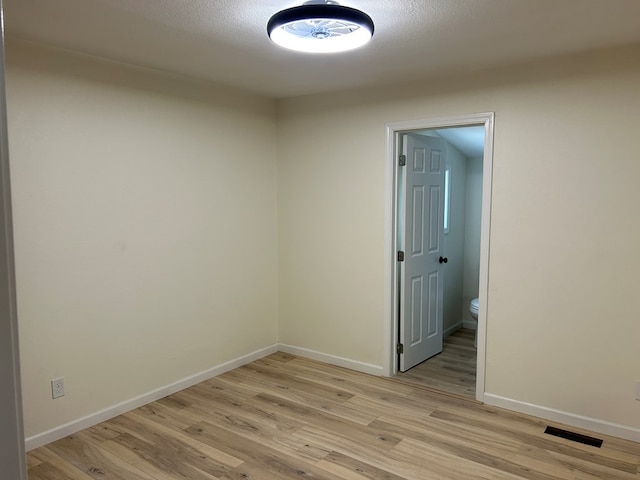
6 41 279 438
278 45 640 430
7 38 640 442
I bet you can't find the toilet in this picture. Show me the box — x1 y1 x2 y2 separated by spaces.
469 297 479 348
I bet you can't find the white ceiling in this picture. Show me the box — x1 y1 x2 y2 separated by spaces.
5 0 640 99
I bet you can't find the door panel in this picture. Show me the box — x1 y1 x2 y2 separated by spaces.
411 186 424 255
399 133 446 372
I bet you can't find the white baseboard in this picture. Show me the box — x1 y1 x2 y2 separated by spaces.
278 343 383 376
484 393 640 443
462 320 477 330
444 322 463 338
25 344 278 451
27 344 639 450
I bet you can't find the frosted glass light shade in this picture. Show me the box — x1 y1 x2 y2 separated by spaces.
267 3 374 54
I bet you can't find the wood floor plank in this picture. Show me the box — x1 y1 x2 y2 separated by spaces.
211 373 369 426
396 328 477 397
141 385 334 466
516 443 639 480
45 435 157 480
373 412 523 455
96 439 185 480
25 452 43 469
126 410 244 468
287 356 418 396
265 351 297 363
111 432 228 480
226 361 357 404
253 391 403 451
429 406 639 474
26 447 94 480
26 353 640 480
184 420 336 480
82 421 126 445
374 419 572 480
296 425 521 480
316 450 407 480
391 438 537 480
27 462 76 480
293 424 410 475
183 398 332 464
134 400 205 431
108 412 242 474
183 393 302 436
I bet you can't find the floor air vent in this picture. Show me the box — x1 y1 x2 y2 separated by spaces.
543 426 603 448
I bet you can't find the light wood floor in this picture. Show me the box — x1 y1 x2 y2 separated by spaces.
395 328 477 398
27 353 639 479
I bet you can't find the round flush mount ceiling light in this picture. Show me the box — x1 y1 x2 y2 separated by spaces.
267 1 374 54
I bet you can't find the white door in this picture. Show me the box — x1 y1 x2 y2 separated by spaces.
399 133 446 372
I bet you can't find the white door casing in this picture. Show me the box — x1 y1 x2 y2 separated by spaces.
384 112 494 402
0 0 27 474
398 133 446 372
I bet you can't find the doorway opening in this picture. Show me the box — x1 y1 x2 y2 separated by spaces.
383 113 494 402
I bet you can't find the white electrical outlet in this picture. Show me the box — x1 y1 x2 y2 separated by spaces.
51 377 65 399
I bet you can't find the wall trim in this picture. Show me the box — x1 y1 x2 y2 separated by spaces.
484 393 640 443
444 322 463 338
383 112 494 406
278 343 384 376
462 320 477 330
25 344 278 451
25 344 640 450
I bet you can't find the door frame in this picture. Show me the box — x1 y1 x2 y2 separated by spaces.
0 0 28 474
383 112 495 402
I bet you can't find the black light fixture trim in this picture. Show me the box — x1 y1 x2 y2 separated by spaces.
267 4 375 38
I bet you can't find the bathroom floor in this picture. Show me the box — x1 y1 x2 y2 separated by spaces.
395 328 476 398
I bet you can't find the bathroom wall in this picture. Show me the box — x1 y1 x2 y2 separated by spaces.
462 156 483 327
442 142 467 334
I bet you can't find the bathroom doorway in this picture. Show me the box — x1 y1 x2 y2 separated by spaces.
383 113 494 402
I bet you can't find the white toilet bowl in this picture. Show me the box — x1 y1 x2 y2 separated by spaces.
469 298 479 348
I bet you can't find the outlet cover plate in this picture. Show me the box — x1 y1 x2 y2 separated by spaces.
51 377 65 399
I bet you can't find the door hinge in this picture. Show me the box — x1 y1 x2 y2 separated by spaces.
397 343 404 354
397 251 404 262
398 154 406 166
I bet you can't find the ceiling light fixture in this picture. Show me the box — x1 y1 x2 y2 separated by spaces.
267 1 374 54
